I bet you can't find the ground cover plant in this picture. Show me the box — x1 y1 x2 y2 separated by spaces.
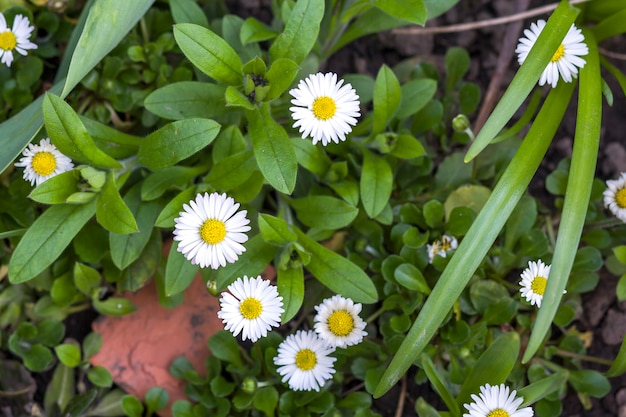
1 0 626 416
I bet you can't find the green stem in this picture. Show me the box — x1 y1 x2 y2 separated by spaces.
553 349 614 366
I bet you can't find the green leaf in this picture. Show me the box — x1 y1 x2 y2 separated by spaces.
294 228 377 303
174 23 243 85
82 332 102 360
55 344 81 368
292 137 332 176
465 2 580 161
374 0 426 25
145 387 169 415
9 199 97 284
360 150 393 218
523 29 602 363
394 263 430 294
121 396 144 417
215 234 277 290
456 332 520 406
225 86 255 110
517 372 568 407
247 104 298 194
144 82 228 121
29 170 80 205
372 65 401 135
208 330 243 366
240 17 278 44
423 0 459 19
92 297 136 316
44 363 75 413
606 335 626 377
253 387 279 417
258 214 298 245
265 58 299 101
155 187 197 228
290 196 358 230
86 389 126 417
504 196 537 250
22 344 54 372
109 185 162 269
137 119 220 170
396 79 437 119
205 151 257 191
170 0 208 27
374 80 576 398
43 94 121 168
64 389 98 417
269 0 324 64
96 172 138 235
141 165 207 201
445 47 470 92
62 0 154 96
277 266 304 322
165 241 199 296
419 354 459 416
73 262 101 296
569 370 611 397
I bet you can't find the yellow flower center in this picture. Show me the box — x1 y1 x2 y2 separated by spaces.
295 349 317 371
31 152 57 176
616 188 626 209
551 44 565 62
312 96 337 120
239 297 262 320
487 409 510 417
0 31 17 51
328 310 354 336
441 238 453 251
200 219 226 244
531 276 548 295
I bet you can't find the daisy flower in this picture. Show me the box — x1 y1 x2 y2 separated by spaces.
0 13 38 67
603 172 626 223
463 383 533 417
289 72 360 146
519 259 568 308
173 192 251 269
274 330 337 392
427 234 458 264
313 295 367 348
515 19 588 88
217 275 284 342
14 138 74 186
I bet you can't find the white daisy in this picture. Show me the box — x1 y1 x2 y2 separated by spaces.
0 13 38 67
274 330 337 392
313 295 367 348
289 72 360 146
14 138 74 186
173 192 251 269
515 19 588 88
519 260 553 308
463 383 533 417
217 275 284 342
427 234 458 264
604 172 626 223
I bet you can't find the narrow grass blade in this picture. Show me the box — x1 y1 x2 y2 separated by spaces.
373 81 576 398
464 1 579 162
522 30 602 363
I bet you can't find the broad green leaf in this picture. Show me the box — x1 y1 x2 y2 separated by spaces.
82 116 141 159
423 0 459 19
258 214 298 245
269 0 324 64
360 150 393 218
465 2 579 161
394 263 430 294
145 387 169 415
265 58 299 101
253 387 279 417
292 137 332 176
504 196 537 250
144 82 229 121
445 47 470 92
96 172 138 235
247 104 297 194
9 199 97 284
457 332 520 406
87 366 113 388
165 242 199 296
62 0 154 96
85 389 126 417
419 354 459 416
592 8 626 41
73 262 101 296
44 363 74 413
523 29 602 363
43 94 121 168
141 165 207 202
109 185 162 269
517 371 568 407
277 266 304 323
137 119 220 170
155 187 196 228
443 185 491 221
174 23 243 85
92 297 136 316
240 17 278 44
372 65 401 135
215 234 277 290
396 79 437 119
374 0 426 25
121 396 144 417
205 151 257 191
208 330 244 366
170 0 208 27
29 170 79 205
55 344 81 368
290 196 358 230
374 80 576 398
225 86 255 110
294 228 377 303
569 370 611 397
606 335 626 377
